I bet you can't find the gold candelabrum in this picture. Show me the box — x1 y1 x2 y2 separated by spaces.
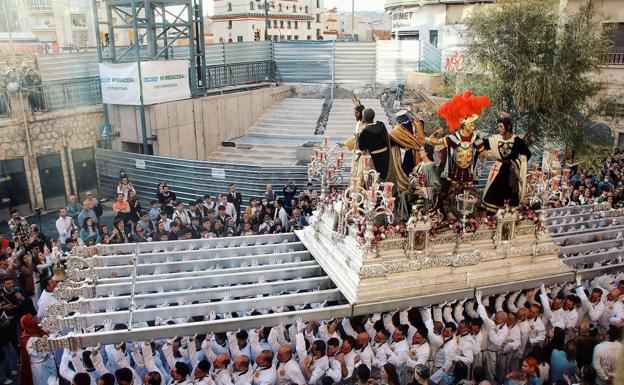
456 190 477 229
340 155 395 259
307 136 346 203
527 163 571 206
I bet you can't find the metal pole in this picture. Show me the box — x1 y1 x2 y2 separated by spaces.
91 0 112 149
351 0 355 40
330 39 335 101
5 0 40 208
264 1 269 41
131 0 149 155
1 0 17 67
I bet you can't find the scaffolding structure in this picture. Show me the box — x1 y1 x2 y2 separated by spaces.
101 0 206 94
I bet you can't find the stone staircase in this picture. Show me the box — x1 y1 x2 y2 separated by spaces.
207 98 326 166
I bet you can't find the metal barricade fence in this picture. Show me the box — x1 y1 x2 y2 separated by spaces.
205 61 277 89
41 78 102 111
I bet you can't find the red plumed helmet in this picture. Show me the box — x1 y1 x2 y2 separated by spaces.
437 91 491 132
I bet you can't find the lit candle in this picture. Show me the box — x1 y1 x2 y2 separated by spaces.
363 155 371 169
384 182 393 197
323 136 329 147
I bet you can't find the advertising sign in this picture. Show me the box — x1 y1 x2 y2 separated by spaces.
140 60 191 105
99 62 141 105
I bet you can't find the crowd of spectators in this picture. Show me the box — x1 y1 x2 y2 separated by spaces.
0 63 46 117
53 172 319 249
1 151 624 385
545 150 624 209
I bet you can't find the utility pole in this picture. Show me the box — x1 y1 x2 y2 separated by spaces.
131 0 149 155
256 0 272 41
1 0 17 67
351 0 355 40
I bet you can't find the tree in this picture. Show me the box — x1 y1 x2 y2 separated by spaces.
464 0 614 156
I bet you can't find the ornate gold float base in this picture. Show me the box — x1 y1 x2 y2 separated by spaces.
297 206 574 312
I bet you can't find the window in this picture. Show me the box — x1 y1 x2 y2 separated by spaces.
249 1 254 10
294 21 298 28
219 37 224 43
237 36 243 42
307 21 311 29
287 21 291 28
228 38 233 42
294 35 299 40
287 35 292 40
280 20 284 28
307 35 311 40
305 6 308 13
293 5 296 13
273 20 278 27
280 35 285 40
227 2 232 11
316 28 320 37
316 0 320 7
228 20 233 29
429 30 439 47
278 3 282 11
273 35 278 41
316 14 320 23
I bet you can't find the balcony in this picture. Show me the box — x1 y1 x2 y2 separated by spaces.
28 0 52 12
604 52 624 66
31 24 56 31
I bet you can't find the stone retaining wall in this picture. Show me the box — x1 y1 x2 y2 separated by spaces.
0 92 103 213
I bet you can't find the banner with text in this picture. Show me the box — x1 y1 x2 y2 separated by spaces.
99 62 141 105
141 60 190 105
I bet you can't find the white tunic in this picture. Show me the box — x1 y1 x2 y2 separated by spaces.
252 366 276 385
276 359 306 385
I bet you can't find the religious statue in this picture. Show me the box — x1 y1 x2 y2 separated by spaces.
357 108 391 180
427 91 490 189
481 114 532 213
342 97 367 181
386 108 428 193
398 142 441 221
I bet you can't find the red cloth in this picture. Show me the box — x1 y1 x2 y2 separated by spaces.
19 314 48 385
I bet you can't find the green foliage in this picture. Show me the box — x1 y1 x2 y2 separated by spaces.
464 0 614 156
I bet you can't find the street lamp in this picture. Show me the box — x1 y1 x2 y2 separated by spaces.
255 0 274 41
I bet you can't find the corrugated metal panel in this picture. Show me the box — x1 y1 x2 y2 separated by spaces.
334 42 376 84
36 52 100 82
375 40 420 84
225 41 273 63
95 148 313 205
204 43 226 65
274 41 332 83
420 41 442 72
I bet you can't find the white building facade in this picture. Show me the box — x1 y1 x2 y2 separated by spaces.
384 0 492 72
24 0 96 51
211 0 327 43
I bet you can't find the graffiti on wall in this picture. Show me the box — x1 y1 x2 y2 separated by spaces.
444 51 465 72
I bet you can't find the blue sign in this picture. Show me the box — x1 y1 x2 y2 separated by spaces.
99 124 112 139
